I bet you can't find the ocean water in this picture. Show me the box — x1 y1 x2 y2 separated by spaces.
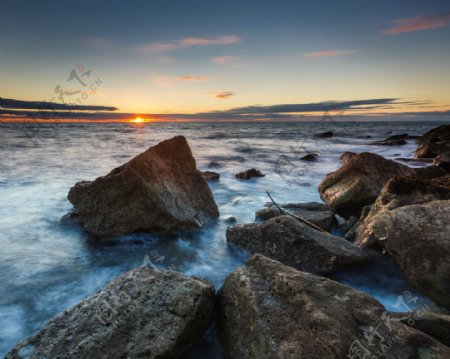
0 120 447 357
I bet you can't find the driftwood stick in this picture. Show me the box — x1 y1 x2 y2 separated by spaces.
266 191 327 233
266 191 285 214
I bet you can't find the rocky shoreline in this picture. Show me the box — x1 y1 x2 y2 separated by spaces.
7 125 450 358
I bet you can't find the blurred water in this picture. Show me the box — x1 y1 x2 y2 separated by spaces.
0 120 447 356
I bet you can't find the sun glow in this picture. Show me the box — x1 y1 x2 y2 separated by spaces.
132 117 144 123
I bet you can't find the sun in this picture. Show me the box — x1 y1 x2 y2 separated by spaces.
131 117 145 123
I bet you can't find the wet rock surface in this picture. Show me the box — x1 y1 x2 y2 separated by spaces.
255 202 336 230
226 215 370 275
68 136 219 237
360 200 450 309
6 266 216 359
218 254 450 359
357 175 450 248
319 152 416 217
235 168 265 180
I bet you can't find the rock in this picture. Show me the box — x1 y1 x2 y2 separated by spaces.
6 266 216 359
395 157 433 163
218 254 450 359
372 133 419 146
416 142 450 158
433 153 450 172
318 152 416 217
223 215 237 224
255 202 336 231
344 205 371 241
314 130 333 138
299 153 319 162
235 168 265 180
393 311 450 347
226 215 370 275
339 151 357 164
67 136 219 237
360 200 450 309
202 171 220 181
207 161 221 168
415 125 450 159
357 175 450 248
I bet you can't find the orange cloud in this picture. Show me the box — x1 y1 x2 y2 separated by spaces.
382 12 450 35
211 55 239 64
154 75 210 87
302 50 356 58
137 35 240 52
212 91 235 99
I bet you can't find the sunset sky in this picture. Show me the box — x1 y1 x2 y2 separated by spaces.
1 0 450 121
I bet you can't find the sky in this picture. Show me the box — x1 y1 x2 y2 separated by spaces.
1 0 450 121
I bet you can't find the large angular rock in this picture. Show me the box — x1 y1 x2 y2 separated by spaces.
361 200 450 309
415 125 450 159
226 215 370 275
357 175 450 248
218 254 450 359
318 152 416 217
68 136 219 236
255 202 336 231
6 266 215 359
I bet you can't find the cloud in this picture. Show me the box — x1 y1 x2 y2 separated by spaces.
221 99 397 114
212 91 235 99
0 98 117 111
5 98 444 123
154 75 210 87
83 37 114 49
137 35 240 52
302 50 356 58
382 12 450 35
211 55 239 64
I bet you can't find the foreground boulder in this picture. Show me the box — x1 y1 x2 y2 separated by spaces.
218 254 450 359
226 215 370 275
255 202 336 230
68 136 219 236
318 152 416 217
6 266 215 359
357 175 450 248
359 200 450 309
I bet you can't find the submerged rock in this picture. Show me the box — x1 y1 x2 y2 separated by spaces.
226 215 370 275
357 175 450 248
6 266 216 359
218 254 450 359
68 136 219 237
235 168 265 180
361 200 450 309
202 171 220 181
318 152 416 217
314 130 333 138
255 202 336 230
371 133 418 146
299 153 319 162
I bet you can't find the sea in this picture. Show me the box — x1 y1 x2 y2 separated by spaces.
0 120 448 357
